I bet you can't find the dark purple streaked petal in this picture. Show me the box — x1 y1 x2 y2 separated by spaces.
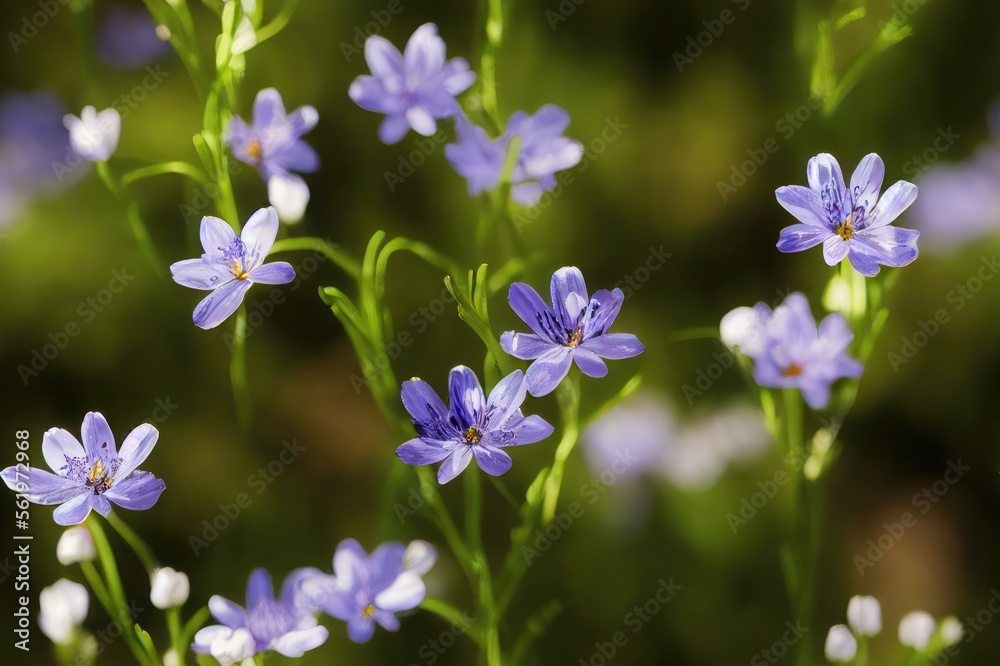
806 153 847 198
506 415 554 445
41 428 84 476
82 411 117 461
868 181 918 229
271 626 329 658
572 348 608 377
115 423 157 478
777 224 829 253
448 366 486 430
437 447 473 484
249 262 295 285
579 333 644 359
192 280 253 330
200 216 237 255
104 472 164 511
583 289 624 339
508 282 559 341
1 465 82 504
775 185 829 228
850 154 885 214
209 595 249 629
525 346 573 397
400 378 453 439
485 370 527 427
53 493 94 525
472 446 513 476
549 266 589 329
822 235 850 266
347 616 376 643
170 258 230 290
500 331 553 360
241 206 279 260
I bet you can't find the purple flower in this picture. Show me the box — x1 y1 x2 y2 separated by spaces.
193 569 327 665
500 267 644 397
170 207 295 329
349 23 476 144
445 105 584 206
225 89 319 223
749 293 862 409
396 366 554 483
97 5 171 69
0 412 164 526
302 539 436 643
776 153 920 277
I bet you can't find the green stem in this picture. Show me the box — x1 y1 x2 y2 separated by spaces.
541 375 582 523
421 597 482 646
121 162 211 188
254 0 301 44
167 607 185 666
86 517 158 666
270 236 362 280
106 511 159 573
479 0 504 132
79 561 116 623
230 306 250 429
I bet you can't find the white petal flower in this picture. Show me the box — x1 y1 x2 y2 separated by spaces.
267 173 310 223
39 579 89 644
824 624 857 663
150 567 190 609
719 303 771 357
403 540 438 576
940 616 964 646
899 610 936 651
56 526 96 565
64 106 120 162
847 595 882 637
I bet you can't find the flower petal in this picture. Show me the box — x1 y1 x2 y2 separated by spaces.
246 568 275 614
850 153 885 214
861 226 920 268
448 365 486 430
506 415 554 446
241 206 279 260
397 438 456 465
525 346 573 397
846 244 882 277
42 428 85 476
508 282 559 341
403 23 445 84
374 571 425 612
573 348 608 378
200 216 237 255
437 447 473 484
115 423 158 478
579 333 644 359
549 266 589 329
500 331 553 360
104 472 165 511
208 595 249 628
249 261 296 285
485 370 527 427
271 626 328 657
775 185 829 228
472 445 513 476
170 258 230 290
252 88 286 131
347 616 376 643
192 280 253 330
777 224 830 253
365 36 404 82
807 153 847 200
406 106 437 136
333 538 370 590
583 289 624 339
53 493 94 526
822 235 850 266
1 466 82 504
378 114 410 145
868 181 918 229
401 378 453 439
82 411 117 461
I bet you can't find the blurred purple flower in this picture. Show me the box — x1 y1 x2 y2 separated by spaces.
750 293 862 409
170 207 295 329
349 23 475 144
226 88 319 223
193 568 327 665
776 153 920 277
301 539 436 643
0 412 164 526
396 366 554 483
97 5 171 69
501 266 644 397
446 105 584 206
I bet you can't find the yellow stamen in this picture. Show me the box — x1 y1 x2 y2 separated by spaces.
247 138 262 161
782 363 804 377
363 604 375 617
464 426 483 444
568 329 583 348
836 213 855 241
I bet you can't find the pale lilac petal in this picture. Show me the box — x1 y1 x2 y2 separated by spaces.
349 77 399 114
437 447 473 484
818 313 854 353
473 446 513 476
170 258 230 290
192 279 252 330
246 568 274 613
580 333 644 359
806 153 847 197
368 542 406 593
406 106 437 136
500 331 552 360
372 609 400 632
273 141 320 175
525 346 573 397
271 626 328 657
115 423 158 478
240 206 279 259
777 224 830 253
208 596 249 629
200 216 237 255
378 114 410 144
775 185 829 228
333 539 370 589
104 472 164 511
82 411 117 461
485 370 527 426
573 348 608 377
374 571 425 611
822 236 850 266
252 88 285 130
850 153 885 214
440 59 476 95
868 181 918 229
364 36 404 82
847 242 885 277
396 438 456 465
862 226 920 267
347 616 376 643
403 24 446 84
287 106 319 136
249 262 295 285
53 493 94 525
1 466 82 504
192 625 232 653
506 415 554 445
90 494 111 517
41 428 85 476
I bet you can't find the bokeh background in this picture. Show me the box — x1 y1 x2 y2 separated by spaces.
2 0 1000 664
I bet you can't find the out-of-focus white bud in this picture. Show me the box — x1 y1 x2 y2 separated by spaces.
57 526 96 566
39 579 89 644
899 611 936 651
403 540 438 576
150 567 190 609
719 303 770 357
64 106 120 162
939 616 964 646
267 173 310 223
824 624 857 663
847 595 882 637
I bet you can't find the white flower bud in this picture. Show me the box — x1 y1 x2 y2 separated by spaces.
163 649 179 666
720 303 770 357
64 106 120 162
847 595 882 637
39 579 89 645
57 526 96 566
150 567 190 609
232 16 257 55
824 624 857 663
940 616 963 646
403 540 438 576
209 627 255 666
267 173 310 224
899 610 936 651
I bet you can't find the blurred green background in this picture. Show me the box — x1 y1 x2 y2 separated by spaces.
2 0 1000 664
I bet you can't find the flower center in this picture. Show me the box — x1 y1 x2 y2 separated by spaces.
836 213 855 241
85 459 115 495
567 328 584 348
363 604 375 617
463 426 483 444
221 238 250 279
781 363 804 377
247 138 262 162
